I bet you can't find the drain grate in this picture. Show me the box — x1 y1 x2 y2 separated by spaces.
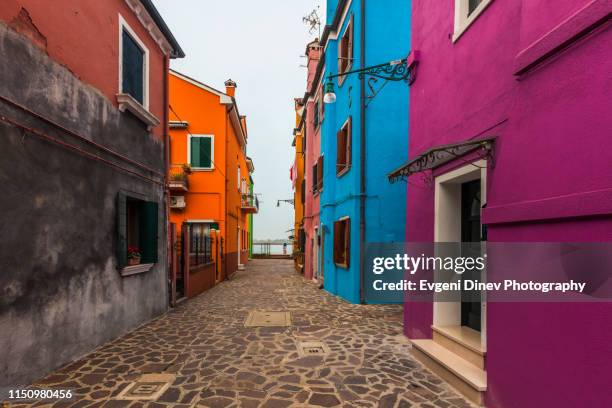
245 311 291 327
116 374 175 401
297 341 330 358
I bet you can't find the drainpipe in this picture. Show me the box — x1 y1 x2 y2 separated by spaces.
359 0 367 304
163 55 171 306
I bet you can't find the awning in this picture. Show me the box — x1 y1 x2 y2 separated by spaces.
388 137 495 183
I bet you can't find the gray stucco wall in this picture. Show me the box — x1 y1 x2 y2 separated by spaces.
0 22 168 387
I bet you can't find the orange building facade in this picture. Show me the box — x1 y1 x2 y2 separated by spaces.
168 70 256 302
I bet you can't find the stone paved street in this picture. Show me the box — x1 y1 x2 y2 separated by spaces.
12 260 473 408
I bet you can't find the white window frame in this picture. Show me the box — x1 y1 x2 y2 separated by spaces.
187 134 215 171
237 166 241 190
119 14 150 110
453 0 494 43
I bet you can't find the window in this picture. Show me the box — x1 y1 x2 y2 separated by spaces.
238 166 241 190
119 16 149 108
338 15 354 80
189 223 216 266
301 180 306 204
117 192 158 270
453 0 493 42
189 135 214 169
468 0 483 15
333 218 350 268
336 117 352 176
314 99 320 128
312 161 319 194
317 156 324 191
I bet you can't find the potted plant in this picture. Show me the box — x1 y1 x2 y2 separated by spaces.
127 246 141 266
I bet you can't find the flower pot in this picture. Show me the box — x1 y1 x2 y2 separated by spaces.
128 256 141 266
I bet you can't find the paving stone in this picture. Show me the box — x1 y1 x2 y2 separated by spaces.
11 260 472 408
308 393 342 407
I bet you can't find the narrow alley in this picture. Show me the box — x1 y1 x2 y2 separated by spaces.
18 261 472 408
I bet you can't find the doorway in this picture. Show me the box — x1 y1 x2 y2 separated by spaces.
433 160 487 348
461 179 482 332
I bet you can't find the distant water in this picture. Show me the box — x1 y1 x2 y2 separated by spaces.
253 243 293 256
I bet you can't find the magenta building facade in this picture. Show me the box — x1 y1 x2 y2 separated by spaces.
302 40 323 282
391 0 612 406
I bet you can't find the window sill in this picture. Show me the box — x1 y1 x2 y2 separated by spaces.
120 263 155 277
337 166 351 178
191 167 214 172
335 262 349 269
116 93 160 131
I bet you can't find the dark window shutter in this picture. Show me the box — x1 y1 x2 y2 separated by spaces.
333 221 343 264
301 180 306 203
190 137 201 167
200 137 212 168
116 192 127 269
344 219 350 267
122 30 144 104
347 117 352 167
191 137 212 168
312 163 318 192
139 201 159 263
318 156 324 190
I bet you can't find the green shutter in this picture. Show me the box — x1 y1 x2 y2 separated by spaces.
200 137 212 168
191 137 212 168
116 192 127 269
139 201 159 263
191 137 201 167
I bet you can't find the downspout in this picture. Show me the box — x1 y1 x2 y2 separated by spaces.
359 0 367 304
163 55 171 306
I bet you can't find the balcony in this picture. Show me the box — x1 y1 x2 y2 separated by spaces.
169 165 190 192
241 194 259 214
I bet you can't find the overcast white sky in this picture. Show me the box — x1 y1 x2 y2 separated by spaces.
152 0 324 240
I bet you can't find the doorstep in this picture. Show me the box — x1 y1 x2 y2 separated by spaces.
411 339 486 406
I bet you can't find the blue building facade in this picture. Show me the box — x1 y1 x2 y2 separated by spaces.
320 0 411 303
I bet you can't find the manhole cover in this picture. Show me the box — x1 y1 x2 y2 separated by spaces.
245 311 291 327
297 341 330 357
116 373 175 400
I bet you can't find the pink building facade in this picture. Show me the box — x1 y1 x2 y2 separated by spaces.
302 40 323 282
390 0 612 406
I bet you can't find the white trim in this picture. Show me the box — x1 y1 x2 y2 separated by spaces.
119 14 150 110
452 0 494 43
186 219 216 224
187 134 215 171
433 160 487 350
120 263 154 277
338 215 350 221
116 93 160 130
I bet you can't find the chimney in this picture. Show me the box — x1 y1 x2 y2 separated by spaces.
224 79 237 97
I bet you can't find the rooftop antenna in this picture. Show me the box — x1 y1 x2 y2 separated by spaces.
302 6 321 38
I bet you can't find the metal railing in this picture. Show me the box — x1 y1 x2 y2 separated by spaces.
169 165 190 190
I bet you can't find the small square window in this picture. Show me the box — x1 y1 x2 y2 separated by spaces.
189 135 214 169
334 218 350 268
336 117 352 176
117 193 158 270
